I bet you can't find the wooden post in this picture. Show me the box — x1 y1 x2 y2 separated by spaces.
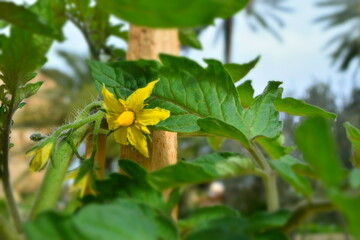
121 25 179 171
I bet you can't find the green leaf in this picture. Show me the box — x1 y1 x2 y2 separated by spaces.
89 55 247 134
344 122 360 167
237 80 255 108
0 2 57 38
15 81 43 108
247 210 291 232
256 135 294 159
279 155 316 179
25 199 179 240
147 152 256 190
178 205 240 231
242 81 282 139
224 56 260 82
207 136 225 151
179 28 202 49
274 97 336 119
330 191 360 240
0 20 8 29
349 169 360 189
98 0 248 28
0 27 51 93
295 117 344 187
198 118 250 148
270 158 313 197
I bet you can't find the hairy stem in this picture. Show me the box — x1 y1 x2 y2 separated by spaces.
0 96 23 233
0 215 21 240
249 142 279 212
29 110 104 219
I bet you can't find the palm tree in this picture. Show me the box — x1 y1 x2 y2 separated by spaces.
316 0 360 71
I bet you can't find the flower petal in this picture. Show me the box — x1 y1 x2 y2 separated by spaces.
29 142 53 172
136 107 170 126
127 125 149 158
102 85 125 113
106 112 121 130
114 127 129 145
126 80 159 112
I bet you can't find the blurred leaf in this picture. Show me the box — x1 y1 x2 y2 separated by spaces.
247 210 291 232
295 117 344 187
344 122 360 167
330 190 360 240
279 155 316 179
349 169 360 189
237 80 255 108
274 97 337 119
0 1 57 38
87 160 165 211
0 20 8 29
198 118 250 148
179 28 202 49
178 205 240 231
270 158 313 197
224 56 260 82
98 0 248 28
15 81 43 108
207 136 225 151
147 152 256 190
25 199 179 240
256 135 294 159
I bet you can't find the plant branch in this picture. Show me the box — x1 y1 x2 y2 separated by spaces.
0 95 23 233
282 200 335 233
249 141 279 212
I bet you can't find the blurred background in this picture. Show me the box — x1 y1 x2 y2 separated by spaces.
2 0 360 239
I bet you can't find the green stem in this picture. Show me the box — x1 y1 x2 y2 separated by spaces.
29 110 104 219
0 215 21 240
0 96 23 233
249 141 279 212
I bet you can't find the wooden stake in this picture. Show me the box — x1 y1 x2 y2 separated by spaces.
121 25 179 171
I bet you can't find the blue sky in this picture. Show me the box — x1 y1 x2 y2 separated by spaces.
11 0 357 106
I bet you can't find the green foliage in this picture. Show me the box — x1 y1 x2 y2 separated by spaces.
25 199 179 240
270 156 313 197
344 122 360 167
237 80 255 108
147 152 256 190
274 96 336 119
256 135 294 159
224 56 260 83
179 28 203 49
295 117 344 188
15 81 43 108
0 1 58 38
98 0 249 28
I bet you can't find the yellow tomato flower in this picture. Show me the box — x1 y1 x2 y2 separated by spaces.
27 142 53 172
102 80 170 158
67 169 97 198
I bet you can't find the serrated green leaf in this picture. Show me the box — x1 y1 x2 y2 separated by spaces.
98 0 248 28
295 117 344 187
270 158 313 197
179 28 202 49
198 118 250 148
0 27 50 93
256 135 294 159
224 56 260 82
178 205 240 231
237 80 255 108
243 81 282 139
344 122 360 167
89 55 248 134
0 1 57 38
15 81 43 108
25 199 179 240
147 153 256 190
274 97 336 119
